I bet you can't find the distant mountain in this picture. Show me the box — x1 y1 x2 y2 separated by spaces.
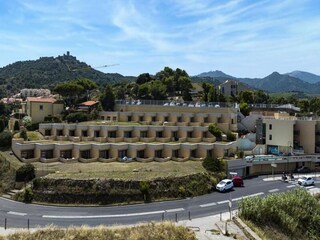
285 71 320 84
0 53 135 98
194 70 320 94
196 70 235 79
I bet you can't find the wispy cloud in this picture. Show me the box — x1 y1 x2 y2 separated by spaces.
0 0 319 77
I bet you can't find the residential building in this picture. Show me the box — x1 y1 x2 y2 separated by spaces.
218 80 250 96
26 97 64 124
77 100 100 112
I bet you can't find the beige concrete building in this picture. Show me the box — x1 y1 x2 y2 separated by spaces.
26 97 64 124
218 80 251 96
12 102 239 164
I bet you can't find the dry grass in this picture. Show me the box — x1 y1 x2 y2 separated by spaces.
2 222 196 240
38 161 206 181
13 131 44 141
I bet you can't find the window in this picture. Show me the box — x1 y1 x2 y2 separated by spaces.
127 116 132 122
173 149 179 158
269 124 272 130
269 134 272 140
94 131 100 138
140 131 147 138
124 131 132 138
191 149 197 158
45 129 51 136
137 150 145 158
139 116 144 122
188 131 193 138
41 150 53 159
190 117 194 122
172 131 178 140
39 105 43 111
21 150 34 159
118 150 127 158
108 131 116 138
152 116 156 122
157 131 163 138
81 150 90 159
99 150 109 159
177 117 182 122
155 150 163 158
60 150 72 159
57 130 63 136
164 117 169 122
204 117 209 123
82 130 88 137
69 130 75 136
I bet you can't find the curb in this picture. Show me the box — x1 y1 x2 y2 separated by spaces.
233 217 261 240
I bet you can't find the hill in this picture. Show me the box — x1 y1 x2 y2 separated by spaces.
195 70 320 94
196 70 235 78
286 70 320 84
0 53 135 98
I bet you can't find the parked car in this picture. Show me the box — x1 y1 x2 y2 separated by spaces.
216 179 234 192
232 176 244 187
294 166 311 173
298 176 314 186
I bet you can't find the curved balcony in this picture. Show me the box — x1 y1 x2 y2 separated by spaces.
189 122 201 126
79 157 98 163
98 157 117 163
56 136 68 141
107 137 124 143
124 137 139 143
136 156 154 163
40 157 59 163
60 157 78 163
172 156 189 162
21 157 39 163
154 157 171 162
140 137 156 142
203 137 216 143
94 137 107 143
155 137 171 143
187 137 202 143
81 136 94 141
190 156 205 161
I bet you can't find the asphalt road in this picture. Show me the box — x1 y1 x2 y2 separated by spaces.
0 175 319 228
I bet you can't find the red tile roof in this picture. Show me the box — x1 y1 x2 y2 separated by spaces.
79 100 99 106
26 97 56 103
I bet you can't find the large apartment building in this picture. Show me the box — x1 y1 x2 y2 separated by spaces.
12 100 239 165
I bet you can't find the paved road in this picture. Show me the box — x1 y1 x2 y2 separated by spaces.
0 175 319 228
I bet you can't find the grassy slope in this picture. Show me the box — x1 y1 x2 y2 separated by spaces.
0 222 196 240
41 161 206 180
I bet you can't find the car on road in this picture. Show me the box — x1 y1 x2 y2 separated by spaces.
216 179 234 192
297 176 314 186
232 176 244 187
294 166 311 173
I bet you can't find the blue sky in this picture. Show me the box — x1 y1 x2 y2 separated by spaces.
0 0 319 77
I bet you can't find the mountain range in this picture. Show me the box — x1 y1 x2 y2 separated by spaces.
195 70 320 94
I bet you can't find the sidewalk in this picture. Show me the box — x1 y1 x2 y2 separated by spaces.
263 173 319 182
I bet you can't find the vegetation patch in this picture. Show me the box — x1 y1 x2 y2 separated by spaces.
0 154 15 194
239 188 320 240
0 222 195 240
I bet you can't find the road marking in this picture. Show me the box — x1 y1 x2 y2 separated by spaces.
286 185 296 188
43 210 165 219
7 211 27 216
217 200 229 205
232 192 264 202
268 188 279 193
200 202 217 208
166 208 184 213
305 186 315 189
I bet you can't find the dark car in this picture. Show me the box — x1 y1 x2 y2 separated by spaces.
294 166 311 173
232 176 244 187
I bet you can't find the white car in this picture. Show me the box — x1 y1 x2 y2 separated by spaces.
297 176 314 186
216 179 234 192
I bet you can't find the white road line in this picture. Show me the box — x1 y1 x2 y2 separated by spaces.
268 188 279 193
166 208 184 213
200 202 217 208
7 211 27 216
286 185 296 188
232 192 264 202
217 200 229 205
305 186 315 189
43 210 165 219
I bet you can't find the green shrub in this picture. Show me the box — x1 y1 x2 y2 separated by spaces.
65 112 90 123
14 120 20 131
236 151 244 158
22 187 34 203
19 129 28 140
239 188 320 239
15 163 35 182
208 124 222 140
202 157 226 173
0 131 12 147
44 115 61 123
139 181 151 202
226 132 236 141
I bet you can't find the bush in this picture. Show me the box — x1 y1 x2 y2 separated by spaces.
0 131 12 147
226 132 236 141
208 124 222 140
139 181 151 202
22 116 32 129
239 188 320 239
65 112 90 123
15 163 35 182
202 157 226 173
23 187 34 203
44 115 61 123
19 129 28 140
14 120 20 131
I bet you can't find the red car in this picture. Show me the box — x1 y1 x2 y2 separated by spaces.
232 176 244 187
